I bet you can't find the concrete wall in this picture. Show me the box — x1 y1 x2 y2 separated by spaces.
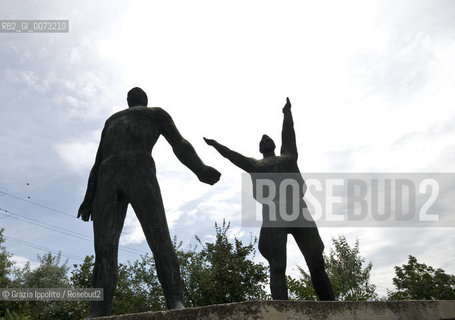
94 300 455 320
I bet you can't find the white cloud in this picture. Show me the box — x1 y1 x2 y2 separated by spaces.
227 226 245 240
11 255 39 269
55 141 98 173
1 0 455 298
120 207 146 246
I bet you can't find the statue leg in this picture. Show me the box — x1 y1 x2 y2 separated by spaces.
129 174 185 309
258 227 288 299
292 227 335 301
89 184 128 317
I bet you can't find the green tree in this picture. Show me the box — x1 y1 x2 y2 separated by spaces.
71 221 268 315
70 254 165 316
287 265 319 301
111 257 165 315
19 253 69 288
3 220 268 317
0 229 14 288
184 220 269 306
67 255 95 319
0 229 17 318
0 309 30 320
287 235 377 301
174 240 207 307
117 221 268 310
13 252 81 320
388 255 455 300
70 255 93 289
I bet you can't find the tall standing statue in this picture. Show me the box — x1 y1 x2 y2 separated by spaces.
204 98 335 300
78 87 221 317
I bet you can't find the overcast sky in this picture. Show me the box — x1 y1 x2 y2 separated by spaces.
1 0 455 297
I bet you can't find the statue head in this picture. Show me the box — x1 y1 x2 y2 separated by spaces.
259 134 276 156
127 87 148 107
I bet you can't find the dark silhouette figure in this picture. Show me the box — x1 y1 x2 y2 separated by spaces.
204 98 334 301
78 87 221 317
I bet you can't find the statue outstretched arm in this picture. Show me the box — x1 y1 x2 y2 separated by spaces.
157 108 221 185
78 127 105 221
204 137 258 173
280 97 298 158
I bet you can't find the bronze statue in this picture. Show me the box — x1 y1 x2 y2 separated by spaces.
78 87 221 317
204 98 335 300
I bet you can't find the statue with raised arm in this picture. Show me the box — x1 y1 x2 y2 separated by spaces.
204 98 334 301
78 87 221 317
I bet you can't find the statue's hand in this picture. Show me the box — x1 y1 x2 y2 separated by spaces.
283 97 291 113
77 200 92 222
199 165 221 185
203 137 217 147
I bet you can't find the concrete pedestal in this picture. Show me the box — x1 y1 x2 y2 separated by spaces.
94 300 455 320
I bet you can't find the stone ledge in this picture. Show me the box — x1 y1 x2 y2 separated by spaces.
94 300 455 320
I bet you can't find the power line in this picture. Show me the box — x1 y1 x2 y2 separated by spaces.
0 178 77 200
0 188 152 257
0 189 75 218
0 204 11 220
0 207 89 240
0 189 152 255
0 188 151 256
0 207 148 257
4 235 86 262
